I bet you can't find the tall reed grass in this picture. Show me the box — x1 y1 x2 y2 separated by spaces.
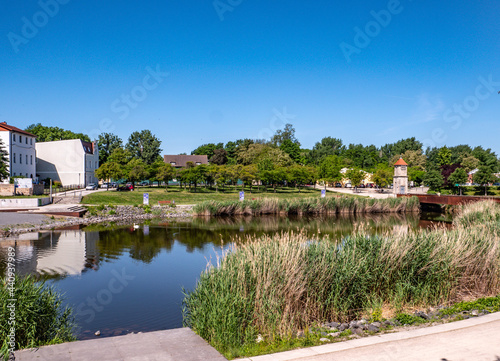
1 276 75 359
183 201 500 354
192 196 420 216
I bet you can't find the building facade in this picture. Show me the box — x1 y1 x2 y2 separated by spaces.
0 122 37 183
36 139 99 187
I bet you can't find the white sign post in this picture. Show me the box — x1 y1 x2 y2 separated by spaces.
143 193 149 205
239 191 244 201
321 189 326 198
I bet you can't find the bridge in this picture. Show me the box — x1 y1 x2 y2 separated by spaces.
398 194 500 206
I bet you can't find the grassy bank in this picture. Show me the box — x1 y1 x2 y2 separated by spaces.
81 186 362 206
183 201 500 358
192 196 420 216
1 276 75 359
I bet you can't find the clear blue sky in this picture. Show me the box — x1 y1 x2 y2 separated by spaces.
1 1 499 155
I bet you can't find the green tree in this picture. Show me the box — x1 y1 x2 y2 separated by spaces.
0 138 10 181
437 146 452 166
126 130 162 164
408 167 425 186
156 162 176 191
279 139 301 163
308 137 344 164
318 155 343 189
460 155 480 173
127 158 149 186
424 169 444 192
97 133 123 165
390 150 426 170
345 168 365 191
240 165 257 192
380 137 423 163
448 168 468 195
270 123 300 147
191 143 224 160
372 165 392 188
473 165 496 196
25 123 91 142
109 147 132 166
95 161 120 185
209 148 228 165
289 165 310 192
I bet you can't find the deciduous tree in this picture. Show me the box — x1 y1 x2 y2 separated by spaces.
126 130 162 164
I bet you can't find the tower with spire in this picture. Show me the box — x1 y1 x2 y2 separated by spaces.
393 157 408 195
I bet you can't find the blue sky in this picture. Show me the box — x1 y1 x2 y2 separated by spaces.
1 1 499 155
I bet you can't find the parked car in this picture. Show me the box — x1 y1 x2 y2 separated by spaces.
117 184 133 192
358 184 365 188
86 183 98 190
345 183 352 188
335 183 342 188
139 181 149 186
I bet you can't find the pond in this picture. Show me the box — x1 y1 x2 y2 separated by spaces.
0 213 449 340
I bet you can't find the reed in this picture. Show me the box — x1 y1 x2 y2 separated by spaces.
0 276 75 359
183 201 500 356
192 196 420 216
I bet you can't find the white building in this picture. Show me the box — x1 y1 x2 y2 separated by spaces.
36 139 99 187
0 121 37 183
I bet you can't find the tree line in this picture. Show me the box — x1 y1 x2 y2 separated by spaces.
22 123 500 193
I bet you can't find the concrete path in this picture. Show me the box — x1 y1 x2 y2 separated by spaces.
15 328 227 361
324 186 430 200
240 311 500 361
0 212 51 226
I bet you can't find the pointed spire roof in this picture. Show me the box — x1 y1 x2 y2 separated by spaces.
394 157 408 166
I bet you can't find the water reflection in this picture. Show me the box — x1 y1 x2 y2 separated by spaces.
0 213 448 339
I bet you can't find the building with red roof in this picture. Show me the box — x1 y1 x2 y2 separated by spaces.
0 121 37 183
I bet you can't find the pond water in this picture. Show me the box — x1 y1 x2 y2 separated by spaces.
0 213 449 340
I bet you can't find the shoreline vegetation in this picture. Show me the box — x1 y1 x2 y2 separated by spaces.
193 196 420 216
0 276 75 360
183 201 500 359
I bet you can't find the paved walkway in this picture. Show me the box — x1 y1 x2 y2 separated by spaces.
14 313 500 361
15 328 226 361
240 311 500 361
324 186 429 199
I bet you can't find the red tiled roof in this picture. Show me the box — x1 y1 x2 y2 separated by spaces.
0 122 37 137
394 158 408 166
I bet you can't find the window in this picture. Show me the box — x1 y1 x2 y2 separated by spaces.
95 161 97 168
25 137 28 144
19 154 22 164
13 153 16 163
30 138 32 145
12 134 16 142
19 136 22 143
170 162 176 166
30 155 33 165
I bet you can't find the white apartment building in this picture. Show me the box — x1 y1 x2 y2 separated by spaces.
0 121 37 183
36 139 99 187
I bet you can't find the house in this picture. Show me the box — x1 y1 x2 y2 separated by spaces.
36 139 99 187
0 121 37 183
163 155 209 168
468 168 479 184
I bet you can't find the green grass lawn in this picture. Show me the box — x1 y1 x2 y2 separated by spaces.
81 185 353 206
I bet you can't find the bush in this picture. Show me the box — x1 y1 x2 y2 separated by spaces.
1 276 75 359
